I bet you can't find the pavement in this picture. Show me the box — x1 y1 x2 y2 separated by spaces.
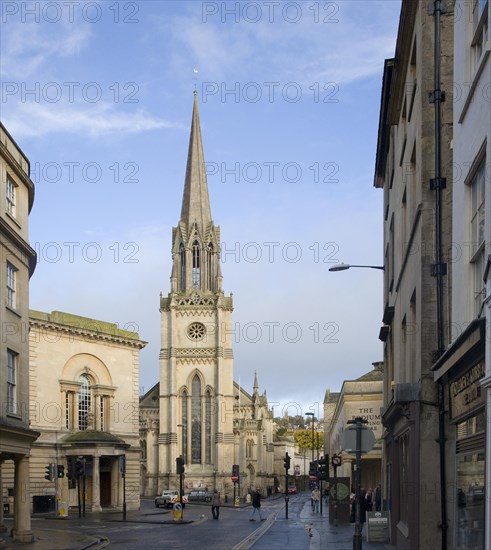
0 496 394 550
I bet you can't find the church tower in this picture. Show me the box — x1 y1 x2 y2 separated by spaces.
158 92 235 490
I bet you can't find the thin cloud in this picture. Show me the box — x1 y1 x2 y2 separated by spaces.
3 102 181 138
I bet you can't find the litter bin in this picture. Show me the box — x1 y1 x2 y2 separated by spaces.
33 495 55 513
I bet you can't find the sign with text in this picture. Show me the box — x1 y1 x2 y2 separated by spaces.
367 511 390 542
449 360 485 421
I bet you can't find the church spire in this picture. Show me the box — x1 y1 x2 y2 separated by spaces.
180 91 212 231
170 94 222 294
253 371 259 394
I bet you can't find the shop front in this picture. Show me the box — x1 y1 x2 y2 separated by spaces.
433 318 486 550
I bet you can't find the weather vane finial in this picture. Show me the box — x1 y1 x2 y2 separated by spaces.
193 68 198 95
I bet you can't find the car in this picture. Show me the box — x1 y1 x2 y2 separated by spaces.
154 490 188 508
287 486 298 494
186 489 213 503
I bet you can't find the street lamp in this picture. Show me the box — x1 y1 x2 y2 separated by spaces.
347 416 369 550
329 263 384 272
305 412 315 463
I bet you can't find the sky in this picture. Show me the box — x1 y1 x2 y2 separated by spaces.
1 0 402 419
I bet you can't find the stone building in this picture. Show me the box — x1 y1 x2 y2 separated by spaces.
374 1 454 548
0 123 39 542
1 310 146 513
432 1 490 548
326 363 383 492
139 93 275 499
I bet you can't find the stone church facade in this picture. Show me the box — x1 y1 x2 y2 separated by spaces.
140 93 275 499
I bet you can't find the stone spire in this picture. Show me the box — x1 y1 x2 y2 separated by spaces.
180 91 212 231
253 371 259 394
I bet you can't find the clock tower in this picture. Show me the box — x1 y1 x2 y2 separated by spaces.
158 92 235 489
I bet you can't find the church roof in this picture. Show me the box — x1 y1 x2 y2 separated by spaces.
180 91 212 231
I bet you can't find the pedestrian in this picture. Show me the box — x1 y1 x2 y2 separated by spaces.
365 488 373 512
250 488 264 521
375 484 381 512
211 489 221 520
311 486 321 513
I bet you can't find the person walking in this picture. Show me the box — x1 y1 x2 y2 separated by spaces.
250 488 264 521
311 486 321 513
211 490 221 520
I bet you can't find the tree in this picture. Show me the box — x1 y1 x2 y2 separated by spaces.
294 429 323 451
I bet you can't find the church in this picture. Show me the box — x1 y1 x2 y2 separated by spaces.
139 93 276 500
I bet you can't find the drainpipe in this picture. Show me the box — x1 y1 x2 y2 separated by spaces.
429 1 448 548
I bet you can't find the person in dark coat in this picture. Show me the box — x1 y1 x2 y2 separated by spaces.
211 490 221 520
250 489 263 521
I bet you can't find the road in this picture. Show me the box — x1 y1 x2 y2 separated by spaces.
26 493 313 549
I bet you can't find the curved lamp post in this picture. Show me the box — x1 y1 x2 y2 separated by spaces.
305 412 315 463
329 263 384 272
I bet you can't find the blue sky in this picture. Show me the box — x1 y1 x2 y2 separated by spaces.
1 0 402 418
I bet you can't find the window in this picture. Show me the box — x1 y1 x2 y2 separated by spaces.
6 262 17 309
192 241 200 288
205 391 212 464
469 160 486 316
181 390 188 462
7 349 17 414
78 374 92 430
207 243 214 291
191 375 202 464
187 322 206 341
6 175 16 217
180 244 186 291
471 0 489 74
100 396 105 431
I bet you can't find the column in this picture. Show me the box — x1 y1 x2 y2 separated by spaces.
0 463 6 532
91 456 101 512
12 455 33 542
94 395 101 431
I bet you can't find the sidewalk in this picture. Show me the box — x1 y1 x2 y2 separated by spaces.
0 505 207 550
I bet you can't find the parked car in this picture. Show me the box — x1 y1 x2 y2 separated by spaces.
287 486 298 494
155 490 188 508
186 489 213 503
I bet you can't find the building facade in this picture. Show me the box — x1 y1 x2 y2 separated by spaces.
1 310 146 514
374 1 454 548
140 93 275 499
326 364 383 492
0 123 39 542
432 1 490 549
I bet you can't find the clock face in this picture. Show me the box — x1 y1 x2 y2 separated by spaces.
334 482 349 500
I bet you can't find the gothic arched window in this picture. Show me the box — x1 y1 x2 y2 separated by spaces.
207 243 214 291
191 375 202 463
181 390 188 462
192 241 200 288
78 374 92 430
180 243 186 291
205 390 212 464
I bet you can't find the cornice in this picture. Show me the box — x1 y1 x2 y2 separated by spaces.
29 318 147 349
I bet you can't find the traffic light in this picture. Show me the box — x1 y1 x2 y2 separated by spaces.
76 458 86 478
317 456 328 481
67 457 76 480
232 464 239 480
44 464 54 481
176 456 185 475
309 460 318 479
283 453 291 471
119 455 126 474
57 465 65 478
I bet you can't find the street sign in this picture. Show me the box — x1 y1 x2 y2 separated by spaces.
342 425 376 454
